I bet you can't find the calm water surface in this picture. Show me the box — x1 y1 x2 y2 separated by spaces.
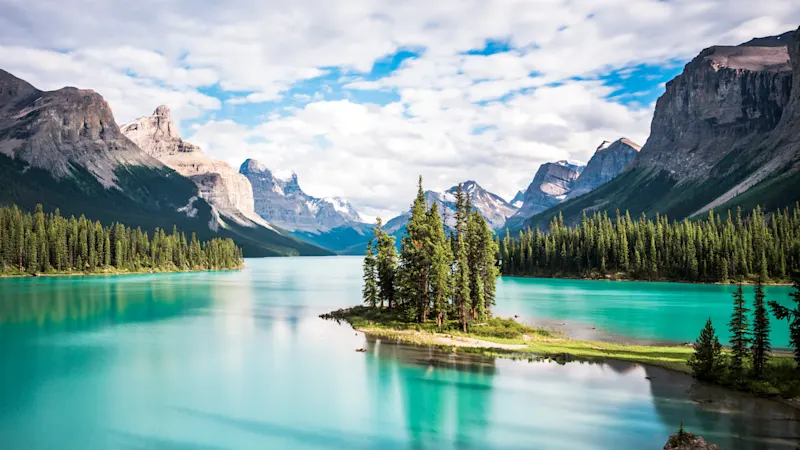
0 257 797 450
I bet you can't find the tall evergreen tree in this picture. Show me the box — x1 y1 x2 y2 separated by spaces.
373 217 398 309
362 240 379 308
397 176 434 321
428 203 453 327
728 283 750 385
688 318 724 382
751 277 771 379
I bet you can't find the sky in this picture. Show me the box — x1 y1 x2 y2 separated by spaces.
1 1 798 221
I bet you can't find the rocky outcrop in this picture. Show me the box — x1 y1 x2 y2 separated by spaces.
0 69 161 188
633 41 792 180
506 161 584 228
122 106 264 225
567 138 639 199
240 158 361 232
663 430 718 450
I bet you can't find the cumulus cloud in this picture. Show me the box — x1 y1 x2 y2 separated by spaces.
1 0 798 217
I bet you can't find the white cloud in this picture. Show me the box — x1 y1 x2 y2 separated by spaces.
1 0 799 216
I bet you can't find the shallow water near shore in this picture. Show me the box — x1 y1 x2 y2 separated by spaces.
0 256 797 449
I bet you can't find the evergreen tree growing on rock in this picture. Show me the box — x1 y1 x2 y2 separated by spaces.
688 318 724 382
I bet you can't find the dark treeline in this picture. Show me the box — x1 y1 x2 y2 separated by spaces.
363 178 498 331
500 205 800 283
0 204 243 275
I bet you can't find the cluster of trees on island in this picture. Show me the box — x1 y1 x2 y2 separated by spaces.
0 204 243 275
689 275 800 393
500 205 800 283
362 178 498 331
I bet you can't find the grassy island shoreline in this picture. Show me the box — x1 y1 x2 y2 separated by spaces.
322 305 800 402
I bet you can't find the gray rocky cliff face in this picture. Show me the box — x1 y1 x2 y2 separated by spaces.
633 41 793 181
240 159 361 232
121 106 261 224
0 69 161 188
567 138 640 199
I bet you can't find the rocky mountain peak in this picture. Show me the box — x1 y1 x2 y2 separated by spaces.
240 160 363 232
0 70 160 188
121 106 259 222
633 30 794 180
567 138 640 199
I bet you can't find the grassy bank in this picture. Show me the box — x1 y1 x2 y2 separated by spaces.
322 305 695 372
322 305 799 399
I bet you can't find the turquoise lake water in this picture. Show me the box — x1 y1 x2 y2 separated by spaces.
0 256 798 449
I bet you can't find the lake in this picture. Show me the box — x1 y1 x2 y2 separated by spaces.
0 256 798 449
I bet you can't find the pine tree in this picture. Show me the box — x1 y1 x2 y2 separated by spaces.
362 240 379 308
751 277 771 379
769 272 800 366
688 318 724 382
728 283 750 385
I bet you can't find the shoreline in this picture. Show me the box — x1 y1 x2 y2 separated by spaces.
324 305 799 407
0 265 245 279
501 273 793 287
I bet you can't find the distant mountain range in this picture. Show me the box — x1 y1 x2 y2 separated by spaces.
239 159 361 233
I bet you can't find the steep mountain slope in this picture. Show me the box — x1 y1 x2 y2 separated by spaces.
504 161 584 229
521 29 800 231
240 159 362 232
122 106 268 228
0 69 329 257
566 138 640 199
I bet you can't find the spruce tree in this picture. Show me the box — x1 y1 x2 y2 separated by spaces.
688 318 724 382
769 272 800 366
397 176 434 321
373 217 398 309
428 204 453 327
362 240 379 308
728 283 750 385
751 277 771 379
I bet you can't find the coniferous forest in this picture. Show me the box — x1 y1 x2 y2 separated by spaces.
362 178 498 331
0 204 244 275
500 205 800 283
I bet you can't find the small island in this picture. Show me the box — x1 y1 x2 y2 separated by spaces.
0 204 244 277
325 179 800 404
